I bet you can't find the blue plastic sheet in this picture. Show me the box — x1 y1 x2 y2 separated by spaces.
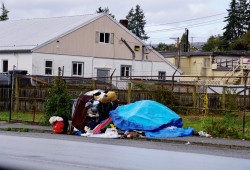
110 100 193 138
145 127 194 138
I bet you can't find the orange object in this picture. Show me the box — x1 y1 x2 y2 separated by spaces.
53 121 64 134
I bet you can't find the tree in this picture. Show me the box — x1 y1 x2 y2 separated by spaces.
247 0 250 29
237 0 249 36
44 78 72 125
231 29 250 50
223 0 250 42
96 7 115 19
202 35 228 52
126 5 149 40
223 0 239 41
180 32 190 52
0 3 9 21
155 42 168 51
153 42 178 52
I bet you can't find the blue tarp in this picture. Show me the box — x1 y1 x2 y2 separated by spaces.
144 127 194 138
110 100 193 138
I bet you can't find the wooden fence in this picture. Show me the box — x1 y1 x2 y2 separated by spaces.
0 85 249 114
0 75 250 114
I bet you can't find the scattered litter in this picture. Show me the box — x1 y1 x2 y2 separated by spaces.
49 115 69 134
198 131 211 137
51 90 195 139
88 128 120 138
185 141 190 145
81 126 93 137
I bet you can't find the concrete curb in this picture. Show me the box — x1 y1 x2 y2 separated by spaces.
0 121 250 150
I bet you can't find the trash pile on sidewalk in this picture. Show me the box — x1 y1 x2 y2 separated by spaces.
49 89 194 139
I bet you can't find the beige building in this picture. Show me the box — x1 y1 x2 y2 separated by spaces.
0 13 181 88
161 52 250 85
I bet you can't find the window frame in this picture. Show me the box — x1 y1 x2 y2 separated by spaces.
45 60 53 75
96 32 114 44
203 58 211 68
158 71 166 80
72 62 84 77
120 65 132 79
2 60 8 72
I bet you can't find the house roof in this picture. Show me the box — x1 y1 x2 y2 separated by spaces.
161 51 250 58
0 13 102 51
0 13 181 74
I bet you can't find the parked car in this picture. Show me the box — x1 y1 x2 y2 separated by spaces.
0 70 32 87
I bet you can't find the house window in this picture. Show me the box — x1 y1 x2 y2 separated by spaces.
97 69 109 83
158 71 166 80
121 65 131 78
100 33 110 43
96 32 114 44
2 60 8 72
203 58 211 68
45 60 53 75
72 62 84 76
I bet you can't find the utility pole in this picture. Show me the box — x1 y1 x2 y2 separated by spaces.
184 28 189 52
191 37 195 46
170 37 180 107
170 37 179 48
169 37 180 66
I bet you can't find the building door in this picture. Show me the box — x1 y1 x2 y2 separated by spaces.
2 60 8 72
97 69 109 83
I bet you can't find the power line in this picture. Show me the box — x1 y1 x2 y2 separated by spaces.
147 18 224 33
146 12 227 27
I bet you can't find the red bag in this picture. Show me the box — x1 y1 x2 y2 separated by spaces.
53 121 64 134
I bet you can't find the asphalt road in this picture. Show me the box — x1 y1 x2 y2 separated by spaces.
0 131 250 170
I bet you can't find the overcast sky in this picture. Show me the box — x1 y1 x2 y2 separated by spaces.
1 0 231 44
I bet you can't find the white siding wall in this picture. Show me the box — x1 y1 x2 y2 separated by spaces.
0 52 32 73
32 53 180 78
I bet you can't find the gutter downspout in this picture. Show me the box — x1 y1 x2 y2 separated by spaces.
171 40 181 107
121 38 135 79
121 38 135 59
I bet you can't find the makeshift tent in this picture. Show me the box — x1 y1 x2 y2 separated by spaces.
72 94 92 132
71 90 119 132
110 100 193 138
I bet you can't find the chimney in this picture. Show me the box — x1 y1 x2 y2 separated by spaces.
119 19 128 28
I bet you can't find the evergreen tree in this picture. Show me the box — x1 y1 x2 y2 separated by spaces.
44 78 72 125
237 0 249 36
180 32 189 52
96 7 115 19
247 0 250 29
231 29 250 50
223 0 239 41
126 5 149 40
0 3 9 21
202 35 228 52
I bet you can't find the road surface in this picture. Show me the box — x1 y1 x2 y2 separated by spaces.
0 131 250 170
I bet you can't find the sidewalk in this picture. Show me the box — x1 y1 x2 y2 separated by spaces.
0 121 51 133
0 121 250 149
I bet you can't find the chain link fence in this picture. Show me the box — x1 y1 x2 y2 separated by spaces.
0 74 249 138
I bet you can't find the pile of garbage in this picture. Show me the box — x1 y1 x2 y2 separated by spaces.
49 89 194 139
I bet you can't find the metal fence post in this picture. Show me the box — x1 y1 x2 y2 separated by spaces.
242 70 249 138
222 87 226 113
92 79 96 89
14 75 20 112
128 82 131 104
192 85 197 112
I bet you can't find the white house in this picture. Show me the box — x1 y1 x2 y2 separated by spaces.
0 13 181 87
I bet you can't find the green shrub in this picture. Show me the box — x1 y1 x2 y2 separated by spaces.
132 83 179 108
43 77 72 125
22 128 29 132
225 89 238 111
204 112 240 138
